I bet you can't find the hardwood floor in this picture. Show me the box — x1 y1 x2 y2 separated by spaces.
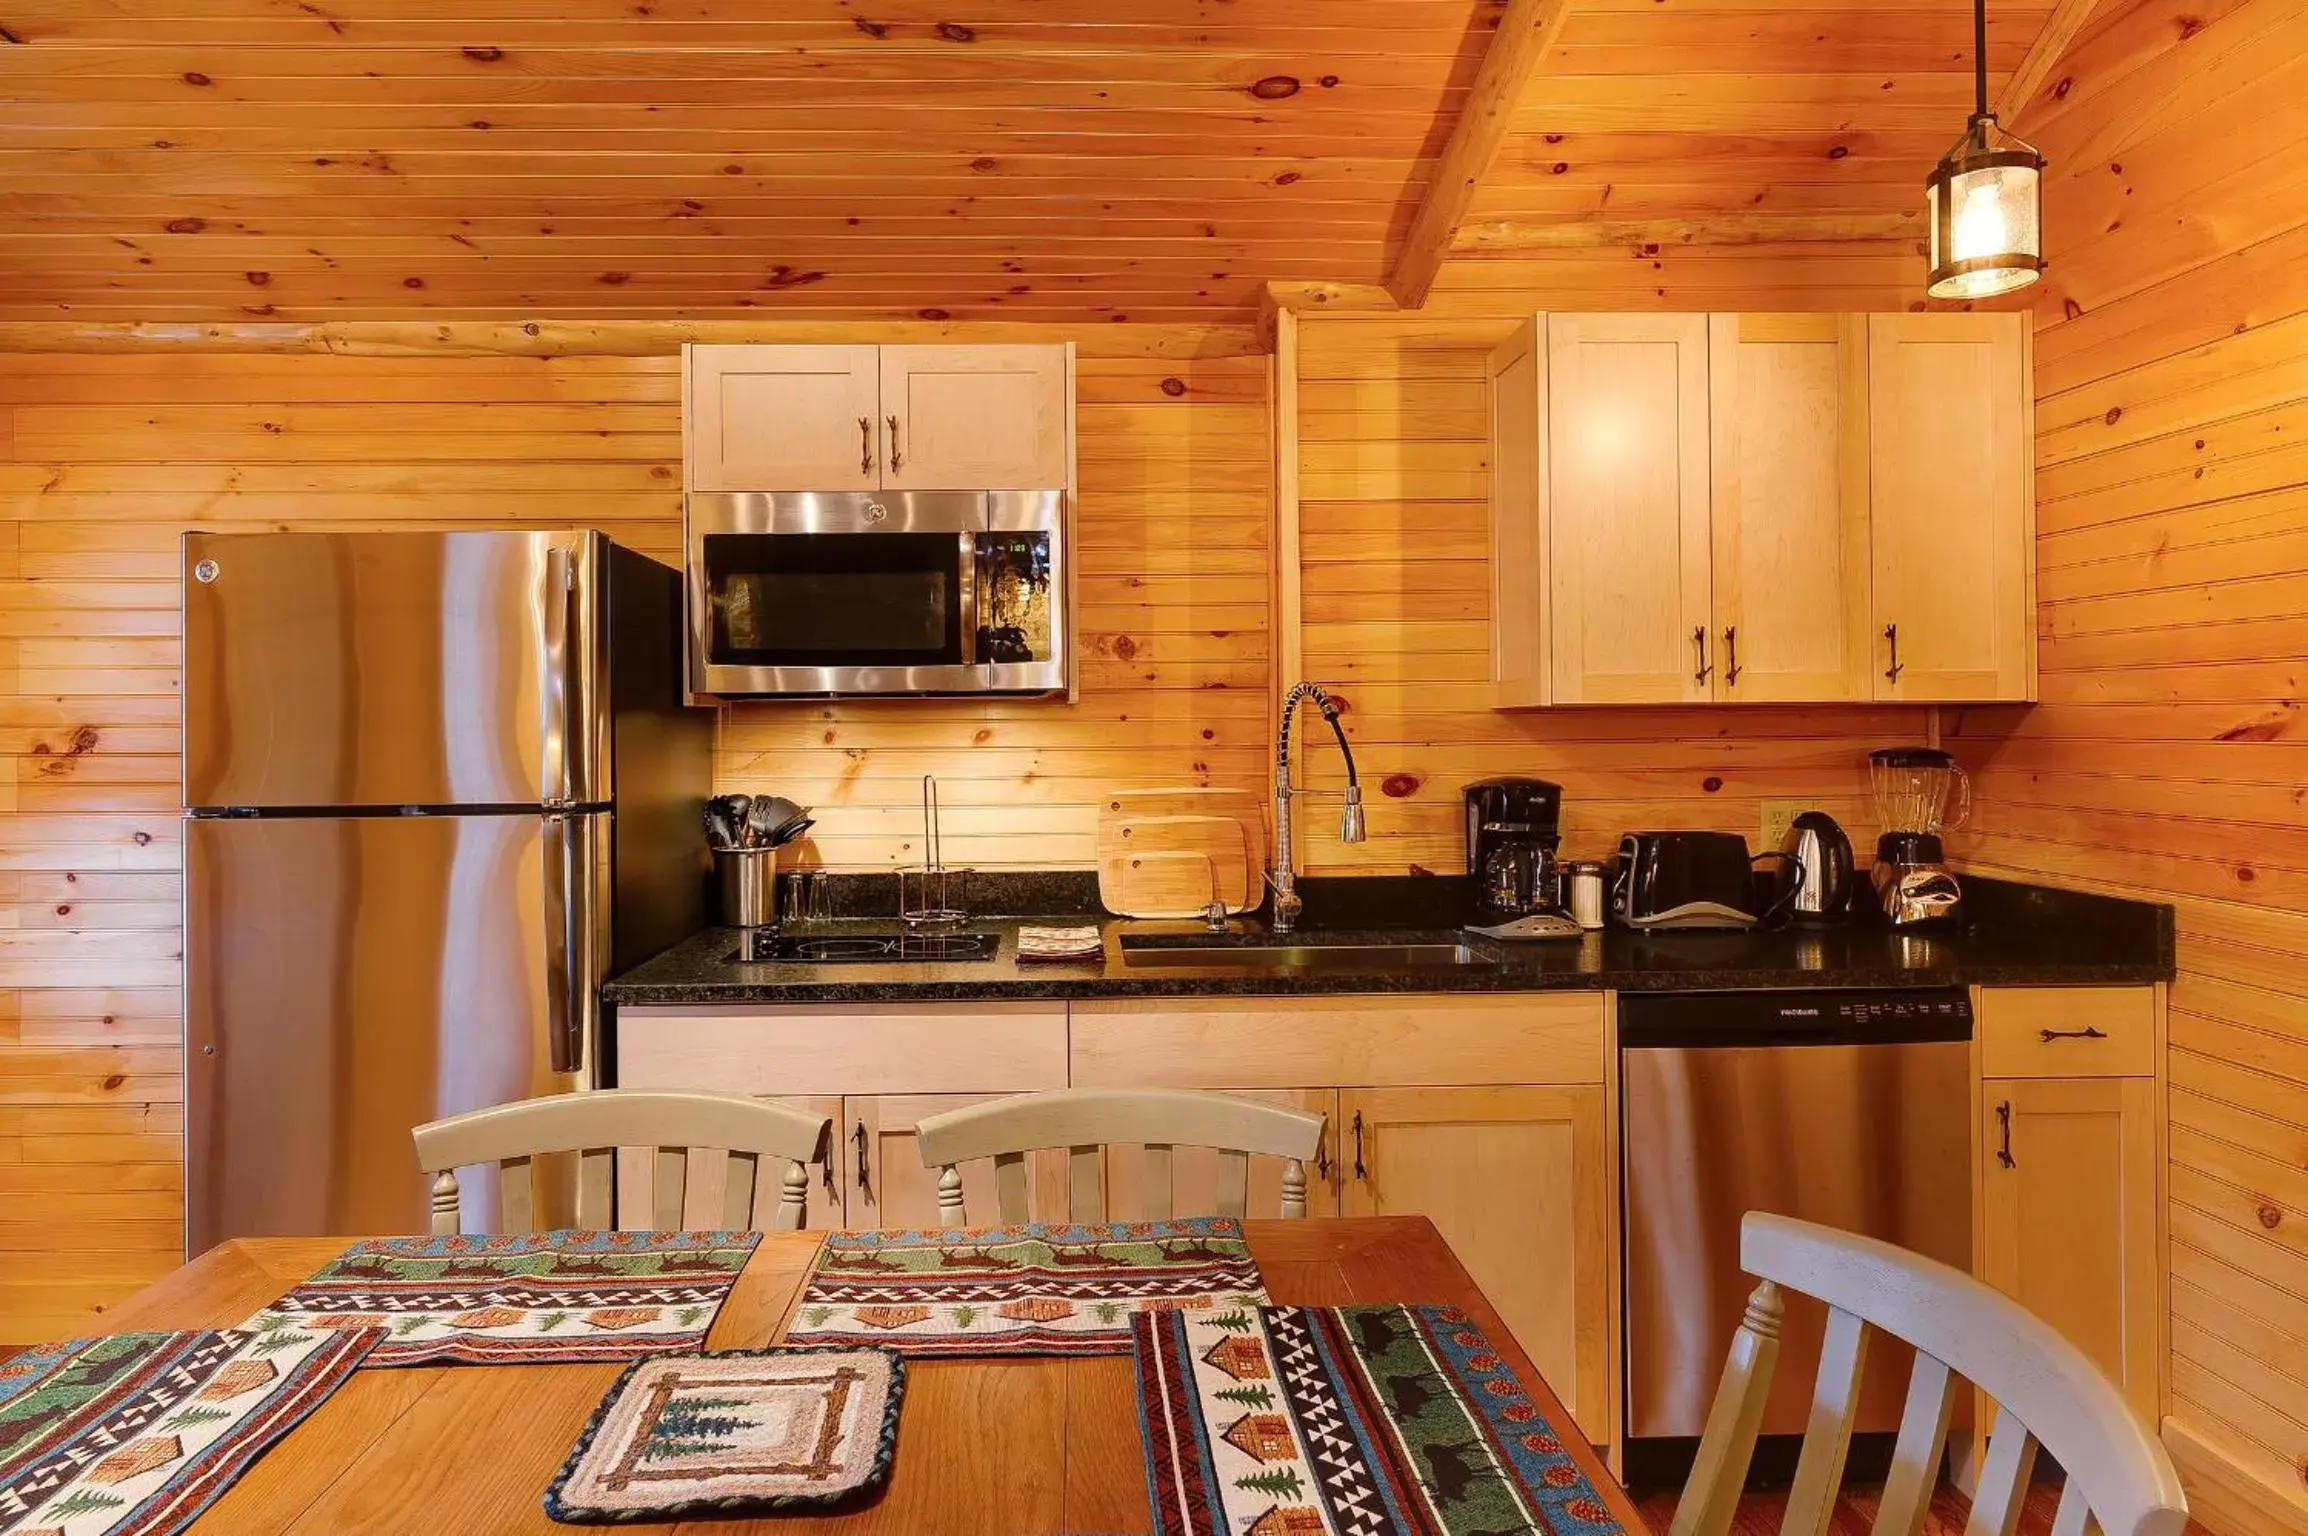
1633 1479 2214 1536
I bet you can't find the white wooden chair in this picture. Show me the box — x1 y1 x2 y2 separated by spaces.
1675 1213 2187 1536
412 1090 832 1235
913 1087 1326 1225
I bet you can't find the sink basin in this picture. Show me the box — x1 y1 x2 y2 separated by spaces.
1118 940 1495 971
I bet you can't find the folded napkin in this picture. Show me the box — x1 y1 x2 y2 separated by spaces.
1015 924 1104 963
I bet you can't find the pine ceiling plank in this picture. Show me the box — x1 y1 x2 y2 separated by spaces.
1388 0 1577 307
1996 0 2112 125
1452 211 1922 251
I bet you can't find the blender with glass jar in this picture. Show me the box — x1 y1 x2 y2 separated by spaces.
1868 747 1970 926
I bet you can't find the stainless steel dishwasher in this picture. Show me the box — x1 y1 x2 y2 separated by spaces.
1619 988 1973 1475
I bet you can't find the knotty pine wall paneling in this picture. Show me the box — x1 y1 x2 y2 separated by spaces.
0 322 1266 1341
1941 0 2308 1523
1289 249 1937 876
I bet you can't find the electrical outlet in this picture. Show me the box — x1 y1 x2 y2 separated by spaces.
1759 799 1805 852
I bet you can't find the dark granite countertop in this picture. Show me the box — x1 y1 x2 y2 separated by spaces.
603 874 2173 1008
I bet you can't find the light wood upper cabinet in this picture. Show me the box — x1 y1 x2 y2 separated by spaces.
1979 1075 2159 1422
684 342 1071 493
1541 313 1714 704
1488 310 2033 707
1339 1085 1614 1444
879 344 1071 490
1868 313 2034 702
1707 314 1872 702
686 344 881 493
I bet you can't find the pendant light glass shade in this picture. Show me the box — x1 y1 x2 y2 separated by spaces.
1925 0 2045 300
1925 121 2045 299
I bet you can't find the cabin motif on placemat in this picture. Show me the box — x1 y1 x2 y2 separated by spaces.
249 1230 760 1367
783 1217 1267 1358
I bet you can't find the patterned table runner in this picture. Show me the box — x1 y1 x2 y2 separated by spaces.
783 1217 1267 1357
1134 1303 1631 1536
0 1321 378 1536
250 1230 760 1367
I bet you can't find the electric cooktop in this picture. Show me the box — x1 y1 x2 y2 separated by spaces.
744 930 1003 965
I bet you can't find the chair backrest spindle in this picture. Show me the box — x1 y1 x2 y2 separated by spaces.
914 1088 1326 1225
412 1091 830 1235
1671 1216 2185 1536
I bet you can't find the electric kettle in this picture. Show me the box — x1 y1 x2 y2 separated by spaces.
1778 810 1856 924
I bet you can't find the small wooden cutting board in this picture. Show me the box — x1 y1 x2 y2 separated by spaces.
1096 788 1264 918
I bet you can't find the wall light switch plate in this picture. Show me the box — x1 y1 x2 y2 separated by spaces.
1759 800 1805 852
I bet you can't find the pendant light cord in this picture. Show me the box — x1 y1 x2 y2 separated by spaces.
1973 0 1990 121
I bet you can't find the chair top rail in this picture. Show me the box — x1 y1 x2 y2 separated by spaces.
413 1090 830 1174
914 1087 1324 1167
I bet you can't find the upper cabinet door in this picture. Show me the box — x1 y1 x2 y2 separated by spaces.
686 344 881 493
879 344 1070 490
1708 314 1872 702
1545 314 1713 704
1868 313 2033 701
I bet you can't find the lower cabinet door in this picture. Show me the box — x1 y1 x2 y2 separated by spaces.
841 1093 1067 1229
1980 1077 2159 1420
1338 1085 1612 1443
1103 1088 1340 1222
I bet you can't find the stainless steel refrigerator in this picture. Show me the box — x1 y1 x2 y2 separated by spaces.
183 529 711 1253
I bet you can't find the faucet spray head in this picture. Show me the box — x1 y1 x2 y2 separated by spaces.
1340 782 1366 844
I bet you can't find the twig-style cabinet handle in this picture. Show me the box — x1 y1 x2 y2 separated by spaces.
1883 622 1904 683
858 415 873 474
1691 625 1712 686
1722 626 1741 687
886 414 903 471
1995 1101 2015 1169
1314 1123 1331 1180
854 1120 872 1199
1351 1110 1367 1181
2040 1026 2108 1042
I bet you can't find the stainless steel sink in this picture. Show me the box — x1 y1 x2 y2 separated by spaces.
1118 941 1495 971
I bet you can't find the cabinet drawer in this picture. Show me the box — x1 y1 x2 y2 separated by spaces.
1070 993 1607 1088
1979 988 2156 1078
616 1003 1067 1096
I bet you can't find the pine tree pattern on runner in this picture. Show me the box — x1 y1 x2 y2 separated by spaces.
1132 1304 1631 1536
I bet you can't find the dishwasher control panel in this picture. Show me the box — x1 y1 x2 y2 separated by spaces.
1619 987 1971 1048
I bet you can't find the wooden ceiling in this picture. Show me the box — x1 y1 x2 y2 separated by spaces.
0 0 2067 322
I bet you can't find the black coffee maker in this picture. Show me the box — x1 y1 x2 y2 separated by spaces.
1465 778 1565 923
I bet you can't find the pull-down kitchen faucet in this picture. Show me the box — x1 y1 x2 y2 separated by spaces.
1268 681 1364 933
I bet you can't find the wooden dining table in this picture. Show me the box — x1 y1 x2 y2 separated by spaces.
103 1215 1646 1535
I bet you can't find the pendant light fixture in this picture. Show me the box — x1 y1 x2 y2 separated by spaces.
1925 0 2045 299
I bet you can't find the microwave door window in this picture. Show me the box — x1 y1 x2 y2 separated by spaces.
704 533 964 667
976 533 1053 664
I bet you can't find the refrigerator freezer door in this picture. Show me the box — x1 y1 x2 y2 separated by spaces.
185 812 583 1250
184 529 605 810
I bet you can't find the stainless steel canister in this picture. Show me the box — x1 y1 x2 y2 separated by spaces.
715 848 782 928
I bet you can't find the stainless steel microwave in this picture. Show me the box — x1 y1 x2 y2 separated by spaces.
685 489 1067 697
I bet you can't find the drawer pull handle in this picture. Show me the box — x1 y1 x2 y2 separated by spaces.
2039 1026 2108 1042
854 1120 872 1200
1995 1100 2015 1169
1351 1110 1367 1182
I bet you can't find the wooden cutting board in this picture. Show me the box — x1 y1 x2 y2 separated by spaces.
1098 813 1254 918
1096 788 1264 917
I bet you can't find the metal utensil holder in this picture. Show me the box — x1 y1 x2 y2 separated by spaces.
899 773 969 929
716 847 782 929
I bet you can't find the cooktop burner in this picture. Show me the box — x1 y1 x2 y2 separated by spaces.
746 930 1003 965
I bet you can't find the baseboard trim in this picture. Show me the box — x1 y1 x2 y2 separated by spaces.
2166 1416 2308 1536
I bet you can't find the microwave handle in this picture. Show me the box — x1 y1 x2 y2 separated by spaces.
958 533 980 665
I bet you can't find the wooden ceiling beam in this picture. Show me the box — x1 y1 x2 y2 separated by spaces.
1996 0 2107 127
1454 212 1924 252
1385 0 1577 309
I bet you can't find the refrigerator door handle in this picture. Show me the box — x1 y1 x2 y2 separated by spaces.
540 539 584 808
541 810 604 1077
